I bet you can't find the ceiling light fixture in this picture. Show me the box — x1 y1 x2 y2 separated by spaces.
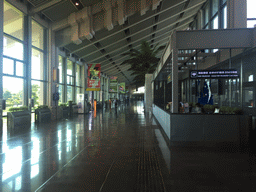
71 0 84 10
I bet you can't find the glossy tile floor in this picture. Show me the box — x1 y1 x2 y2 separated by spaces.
1 101 256 192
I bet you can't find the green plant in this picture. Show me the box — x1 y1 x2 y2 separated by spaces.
220 106 234 114
188 102 195 107
203 104 215 110
233 107 243 115
120 40 165 87
36 105 48 109
220 106 228 113
9 106 28 112
59 103 68 107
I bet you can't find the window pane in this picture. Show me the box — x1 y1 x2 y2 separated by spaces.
67 60 73 75
4 1 24 41
247 20 256 28
58 84 63 103
67 86 73 102
3 58 14 75
32 80 44 107
32 48 44 80
213 16 219 29
222 0 227 4
58 56 63 83
212 0 218 17
32 20 44 50
3 76 24 115
204 4 210 25
3 36 24 60
16 61 24 77
223 6 227 29
76 65 80 86
243 87 253 107
76 87 80 95
67 76 73 85
247 0 256 18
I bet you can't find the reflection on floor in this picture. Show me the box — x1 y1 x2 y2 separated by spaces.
0 101 256 192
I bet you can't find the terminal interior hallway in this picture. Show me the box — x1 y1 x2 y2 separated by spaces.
1 101 256 192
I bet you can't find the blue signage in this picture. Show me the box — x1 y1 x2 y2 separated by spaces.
190 69 239 79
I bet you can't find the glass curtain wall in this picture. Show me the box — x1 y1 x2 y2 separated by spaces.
67 59 74 102
76 64 82 102
3 1 25 115
31 20 46 109
58 55 64 103
201 0 227 30
58 57 82 104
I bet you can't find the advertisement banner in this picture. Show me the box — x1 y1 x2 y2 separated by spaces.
109 76 118 92
86 64 101 91
119 82 125 93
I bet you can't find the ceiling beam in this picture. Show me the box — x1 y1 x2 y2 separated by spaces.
72 0 205 54
29 0 65 14
77 15 193 60
84 18 194 64
98 20 192 71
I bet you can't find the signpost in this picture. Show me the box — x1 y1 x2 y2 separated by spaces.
190 69 239 79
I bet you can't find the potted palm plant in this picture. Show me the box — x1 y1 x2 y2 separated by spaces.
120 40 165 86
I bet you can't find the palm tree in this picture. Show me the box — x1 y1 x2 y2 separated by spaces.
121 40 165 87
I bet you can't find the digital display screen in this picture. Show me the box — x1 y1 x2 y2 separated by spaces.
190 69 239 79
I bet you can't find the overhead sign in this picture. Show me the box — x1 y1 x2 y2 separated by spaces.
167 73 172 84
190 69 239 79
119 82 125 93
86 64 101 91
109 76 118 92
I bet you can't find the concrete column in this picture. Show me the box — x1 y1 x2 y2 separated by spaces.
227 0 247 28
144 74 153 112
48 27 58 120
171 31 178 113
24 15 32 109
0 0 3 135
197 10 203 30
84 64 89 113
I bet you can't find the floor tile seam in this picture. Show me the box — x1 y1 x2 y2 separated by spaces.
34 143 90 192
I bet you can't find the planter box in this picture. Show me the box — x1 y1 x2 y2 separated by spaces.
7 110 31 131
60 107 69 119
153 104 251 151
72 105 78 116
35 108 51 123
170 114 251 150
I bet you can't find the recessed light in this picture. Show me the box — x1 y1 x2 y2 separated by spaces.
75 2 79 6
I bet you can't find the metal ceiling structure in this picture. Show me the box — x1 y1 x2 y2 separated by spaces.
27 0 208 85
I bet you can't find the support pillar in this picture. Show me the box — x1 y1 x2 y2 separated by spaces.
171 31 178 113
0 0 3 139
227 0 247 29
144 74 153 112
48 28 58 120
24 15 32 109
